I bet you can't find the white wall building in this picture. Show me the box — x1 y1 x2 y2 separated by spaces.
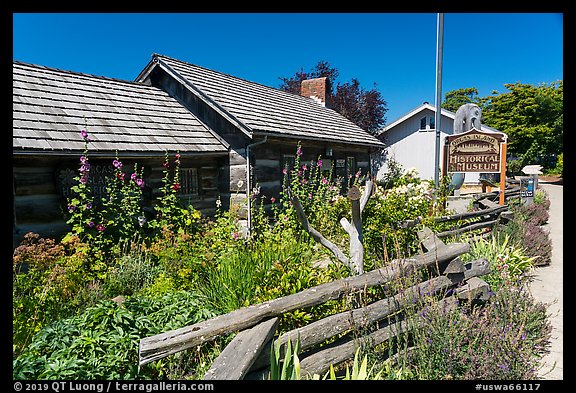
372 102 506 184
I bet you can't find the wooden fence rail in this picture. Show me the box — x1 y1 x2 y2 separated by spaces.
138 227 492 379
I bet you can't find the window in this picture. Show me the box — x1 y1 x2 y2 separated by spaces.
346 156 356 179
429 116 435 130
179 168 199 196
420 117 427 130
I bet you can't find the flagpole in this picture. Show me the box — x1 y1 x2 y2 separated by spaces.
434 13 444 188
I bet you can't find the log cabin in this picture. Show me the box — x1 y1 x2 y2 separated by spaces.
13 55 384 246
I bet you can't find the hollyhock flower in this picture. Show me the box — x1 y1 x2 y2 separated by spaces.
79 176 88 184
172 183 181 192
85 202 92 210
321 177 329 185
67 204 76 212
80 129 88 139
80 155 88 164
87 221 95 228
317 159 323 167
138 216 147 227
232 232 241 240
270 197 276 203
302 164 307 171
131 173 137 180
135 178 144 188
96 224 105 232
282 168 288 175
297 146 303 156
117 172 125 181
113 159 122 169
162 161 170 168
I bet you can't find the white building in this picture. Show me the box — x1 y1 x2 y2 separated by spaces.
372 102 505 184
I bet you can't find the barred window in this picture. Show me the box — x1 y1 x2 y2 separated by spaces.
179 168 199 196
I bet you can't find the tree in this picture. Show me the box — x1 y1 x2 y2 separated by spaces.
278 61 387 135
480 81 563 169
442 87 480 112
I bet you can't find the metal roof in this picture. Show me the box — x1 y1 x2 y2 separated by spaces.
138 54 384 148
13 61 229 156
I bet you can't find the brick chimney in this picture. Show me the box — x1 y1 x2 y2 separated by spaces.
301 77 329 107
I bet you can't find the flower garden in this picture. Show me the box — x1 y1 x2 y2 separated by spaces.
13 129 552 380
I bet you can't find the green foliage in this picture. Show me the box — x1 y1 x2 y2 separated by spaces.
461 235 536 290
269 337 301 380
13 234 98 356
442 87 480 112
13 292 216 380
362 168 436 259
148 152 202 235
481 81 563 169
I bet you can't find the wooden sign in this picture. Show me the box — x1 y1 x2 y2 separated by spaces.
446 128 504 173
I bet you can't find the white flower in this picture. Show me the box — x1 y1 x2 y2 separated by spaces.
216 198 222 208
237 180 244 188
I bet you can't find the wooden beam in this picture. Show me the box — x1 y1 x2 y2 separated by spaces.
204 317 279 380
139 241 470 366
248 258 490 372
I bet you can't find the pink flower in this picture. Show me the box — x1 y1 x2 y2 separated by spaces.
282 168 288 175
270 197 276 203
96 224 105 232
297 146 303 157
283 215 289 222
309 193 313 200
117 172 125 181
317 159 323 167
80 129 88 139
131 173 137 180
232 232 240 240
302 165 308 171
80 155 88 164
113 159 123 168
135 178 144 188
321 177 328 185
172 183 181 192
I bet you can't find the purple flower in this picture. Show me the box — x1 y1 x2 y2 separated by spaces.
131 173 137 180
135 178 144 188
113 159 123 169
302 164 308 171
80 129 88 139
80 155 88 164
317 159 323 167
297 146 303 157
79 163 91 173
87 221 95 228
85 202 92 210
67 204 76 213
79 176 88 184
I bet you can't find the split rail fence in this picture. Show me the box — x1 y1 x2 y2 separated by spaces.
138 227 493 380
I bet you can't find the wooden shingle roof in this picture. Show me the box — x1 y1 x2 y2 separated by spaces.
13 61 229 156
140 54 384 148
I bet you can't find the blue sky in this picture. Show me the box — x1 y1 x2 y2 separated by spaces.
13 13 563 124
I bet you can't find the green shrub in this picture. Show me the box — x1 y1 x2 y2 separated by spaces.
13 291 216 380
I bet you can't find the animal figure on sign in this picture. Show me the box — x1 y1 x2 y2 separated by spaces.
454 103 482 133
